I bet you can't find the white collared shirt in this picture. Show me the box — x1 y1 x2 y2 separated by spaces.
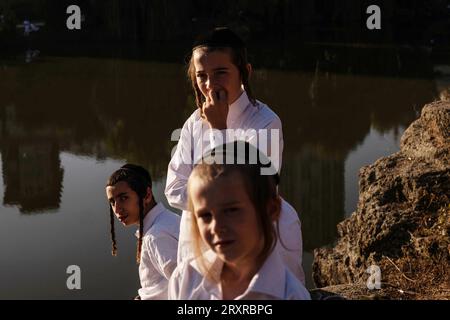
165 90 283 211
165 91 305 284
136 202 180 300
277 199 306 284
168 249 311 300
171 198 305 285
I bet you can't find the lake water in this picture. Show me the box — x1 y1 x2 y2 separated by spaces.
0 44 447 299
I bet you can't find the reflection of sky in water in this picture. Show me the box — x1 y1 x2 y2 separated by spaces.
344 126 404 216
0 154 134 299
300 125 404 289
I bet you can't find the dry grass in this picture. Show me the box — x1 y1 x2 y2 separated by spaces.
376 198 450 300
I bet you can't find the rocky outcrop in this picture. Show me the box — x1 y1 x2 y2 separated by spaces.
313 101 450 300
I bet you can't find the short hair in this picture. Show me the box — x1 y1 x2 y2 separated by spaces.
192 27 245 51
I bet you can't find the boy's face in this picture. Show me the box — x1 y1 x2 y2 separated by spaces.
190 171 263 266
193 48 244 105
106 181 143 226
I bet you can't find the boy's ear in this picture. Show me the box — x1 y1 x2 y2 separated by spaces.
246 63 252 78
267 196 281 222
144 186 153 204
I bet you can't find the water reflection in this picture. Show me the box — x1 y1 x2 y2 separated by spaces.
24 49 40 63
0 50 442 242
2 136 63 213
0 57 191 177
0 45 447 296
253 53 437 249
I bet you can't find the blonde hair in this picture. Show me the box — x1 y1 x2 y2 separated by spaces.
187 142 280 281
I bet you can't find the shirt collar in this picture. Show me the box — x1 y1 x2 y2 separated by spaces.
227 90 250 127
191 248 287 299
242 249 286 299
135 202 164 238
191 250 223 299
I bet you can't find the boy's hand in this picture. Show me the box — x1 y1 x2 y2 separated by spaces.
202 89 228 130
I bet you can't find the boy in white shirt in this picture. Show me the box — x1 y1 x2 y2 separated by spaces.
165 27 305 284
106 164 180 299
169 142 310 300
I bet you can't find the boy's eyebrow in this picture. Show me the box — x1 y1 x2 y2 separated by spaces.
219 200 240 207
108 192 128 202
196 67 229 74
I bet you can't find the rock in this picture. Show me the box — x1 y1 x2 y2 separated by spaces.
401 101 450 161
313 101 450 300
440 88 450 102
310 283 409 300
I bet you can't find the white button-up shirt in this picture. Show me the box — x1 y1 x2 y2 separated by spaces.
168 249 311 300
166 91 283 211
278 199 306 284
136 202 180 300
165 91 306 284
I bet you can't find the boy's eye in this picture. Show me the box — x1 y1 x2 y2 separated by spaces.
198 212 212 222
224 207 238 214
120 196 128 202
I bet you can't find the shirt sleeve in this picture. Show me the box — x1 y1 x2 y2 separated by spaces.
137 237 169 300
277 198 305 285
148 233 179 281
167 263 184 300
137 229 179 300
165 117 194 211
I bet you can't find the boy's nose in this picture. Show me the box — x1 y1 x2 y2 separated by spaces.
205 78 218 91
212 218 226 234
112 204 122 214
206 80 213 91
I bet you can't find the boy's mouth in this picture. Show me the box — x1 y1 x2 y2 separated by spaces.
214 239 235 248
117 214 128 222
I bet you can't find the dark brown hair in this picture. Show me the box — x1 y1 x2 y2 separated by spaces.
187 27 256 110
106 164 152 264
